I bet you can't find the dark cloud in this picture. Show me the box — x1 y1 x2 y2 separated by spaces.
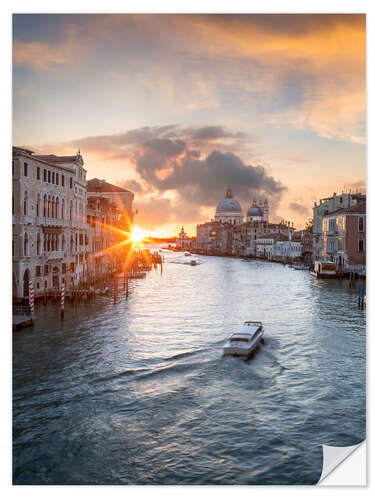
192 125 246 141
133 139 286 211
289 202 310 216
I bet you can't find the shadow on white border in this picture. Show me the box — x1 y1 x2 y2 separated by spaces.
318 440 366 486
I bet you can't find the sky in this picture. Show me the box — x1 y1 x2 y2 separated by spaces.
13 14 366 236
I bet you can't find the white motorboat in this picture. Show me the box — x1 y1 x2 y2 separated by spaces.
223 321 264 357
190 260 197 266
185 252 191 256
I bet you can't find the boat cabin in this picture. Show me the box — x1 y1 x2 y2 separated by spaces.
314 261 336 275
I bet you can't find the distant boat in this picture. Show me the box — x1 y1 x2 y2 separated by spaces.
293 264 309 270
190 260 197 266
223 321 264 357
185 252 191 256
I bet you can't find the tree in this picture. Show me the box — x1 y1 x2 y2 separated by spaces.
304 217 313 233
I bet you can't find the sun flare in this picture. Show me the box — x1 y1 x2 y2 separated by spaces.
130 226 146 244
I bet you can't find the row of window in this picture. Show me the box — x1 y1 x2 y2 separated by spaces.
16 161 74 189
323 216 364 233
35 263 75 277
13 232 90 258
15 191 84 221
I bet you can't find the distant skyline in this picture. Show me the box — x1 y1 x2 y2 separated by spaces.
13 14 366 236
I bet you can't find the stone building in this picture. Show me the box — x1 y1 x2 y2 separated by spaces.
321 201 366 270
87 178 134 231
312 191 365 261
196 188 294 257
86 196 124 280
12 147 89 300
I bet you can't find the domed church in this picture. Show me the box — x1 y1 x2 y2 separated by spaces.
215 189 243 225
246 198 269 222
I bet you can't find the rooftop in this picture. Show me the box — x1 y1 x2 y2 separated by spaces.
87 178 133 194
327 201 366 216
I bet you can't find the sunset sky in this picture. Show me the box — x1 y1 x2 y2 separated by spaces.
13 14 366 236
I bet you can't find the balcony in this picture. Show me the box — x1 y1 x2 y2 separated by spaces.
45 251 64 259
38 217 66 227
23 215 33 224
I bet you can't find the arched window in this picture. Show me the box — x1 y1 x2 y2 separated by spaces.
70 235 74 253
37 233 41 255
48 195 51 218
43 194 47 217
62 235 65 251
56 197 60 219
61 199 65 220
52 196 55 219
24 232 28 257
23 191 28 216
36 194 40 217
70 201 73 221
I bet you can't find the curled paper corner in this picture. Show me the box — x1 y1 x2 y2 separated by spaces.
318 440 366 485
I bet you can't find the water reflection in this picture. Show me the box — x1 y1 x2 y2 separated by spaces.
13 252 365 485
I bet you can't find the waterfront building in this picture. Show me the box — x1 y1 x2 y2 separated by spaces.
196 188 295 257
321 201 366 271
176 227 195 250
196 221 233 255
312 191 365 261
87 178 134 231
12 147 89 300
86 196 124 280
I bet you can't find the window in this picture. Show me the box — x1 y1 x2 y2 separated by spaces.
37 166 40 180
62 175 65 187
48 170 51 183
70 262 75 272
12 160 15 176
24 233 28 257
23 191 28 216
43 194 47 217
70 177 73 189
24 162 28 177
52 172 55 184
36 266 41 277
62 263 67 274
37 233 41 255
358 239 364 253
36 195 40 216
61 199 65 219
44 265 49 275
329 219 336 232
358 217 364 232
79 234 83 245
56 173 59 185
44 169 47 182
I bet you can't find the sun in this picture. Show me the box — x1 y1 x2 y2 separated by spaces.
130 226 146 244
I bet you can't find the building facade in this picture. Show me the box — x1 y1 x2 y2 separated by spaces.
12 148 135 301
321 201 366 270
312 191 365 261
13 147 89 299
87 178 134 232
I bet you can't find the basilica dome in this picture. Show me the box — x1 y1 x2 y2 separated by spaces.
215 189 243 225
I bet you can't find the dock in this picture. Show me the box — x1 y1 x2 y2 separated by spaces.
13 315 33 330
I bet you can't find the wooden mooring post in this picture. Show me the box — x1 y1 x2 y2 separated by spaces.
60 282 65 321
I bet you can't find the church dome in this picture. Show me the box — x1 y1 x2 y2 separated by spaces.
216 189 242 215
247 205 263 217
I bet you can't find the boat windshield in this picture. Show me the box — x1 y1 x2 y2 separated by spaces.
231 337 250 342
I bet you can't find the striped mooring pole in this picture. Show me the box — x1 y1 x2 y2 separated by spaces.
28 280 35 319
60 282 65 320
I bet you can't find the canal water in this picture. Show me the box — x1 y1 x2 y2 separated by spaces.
13 252 366 485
